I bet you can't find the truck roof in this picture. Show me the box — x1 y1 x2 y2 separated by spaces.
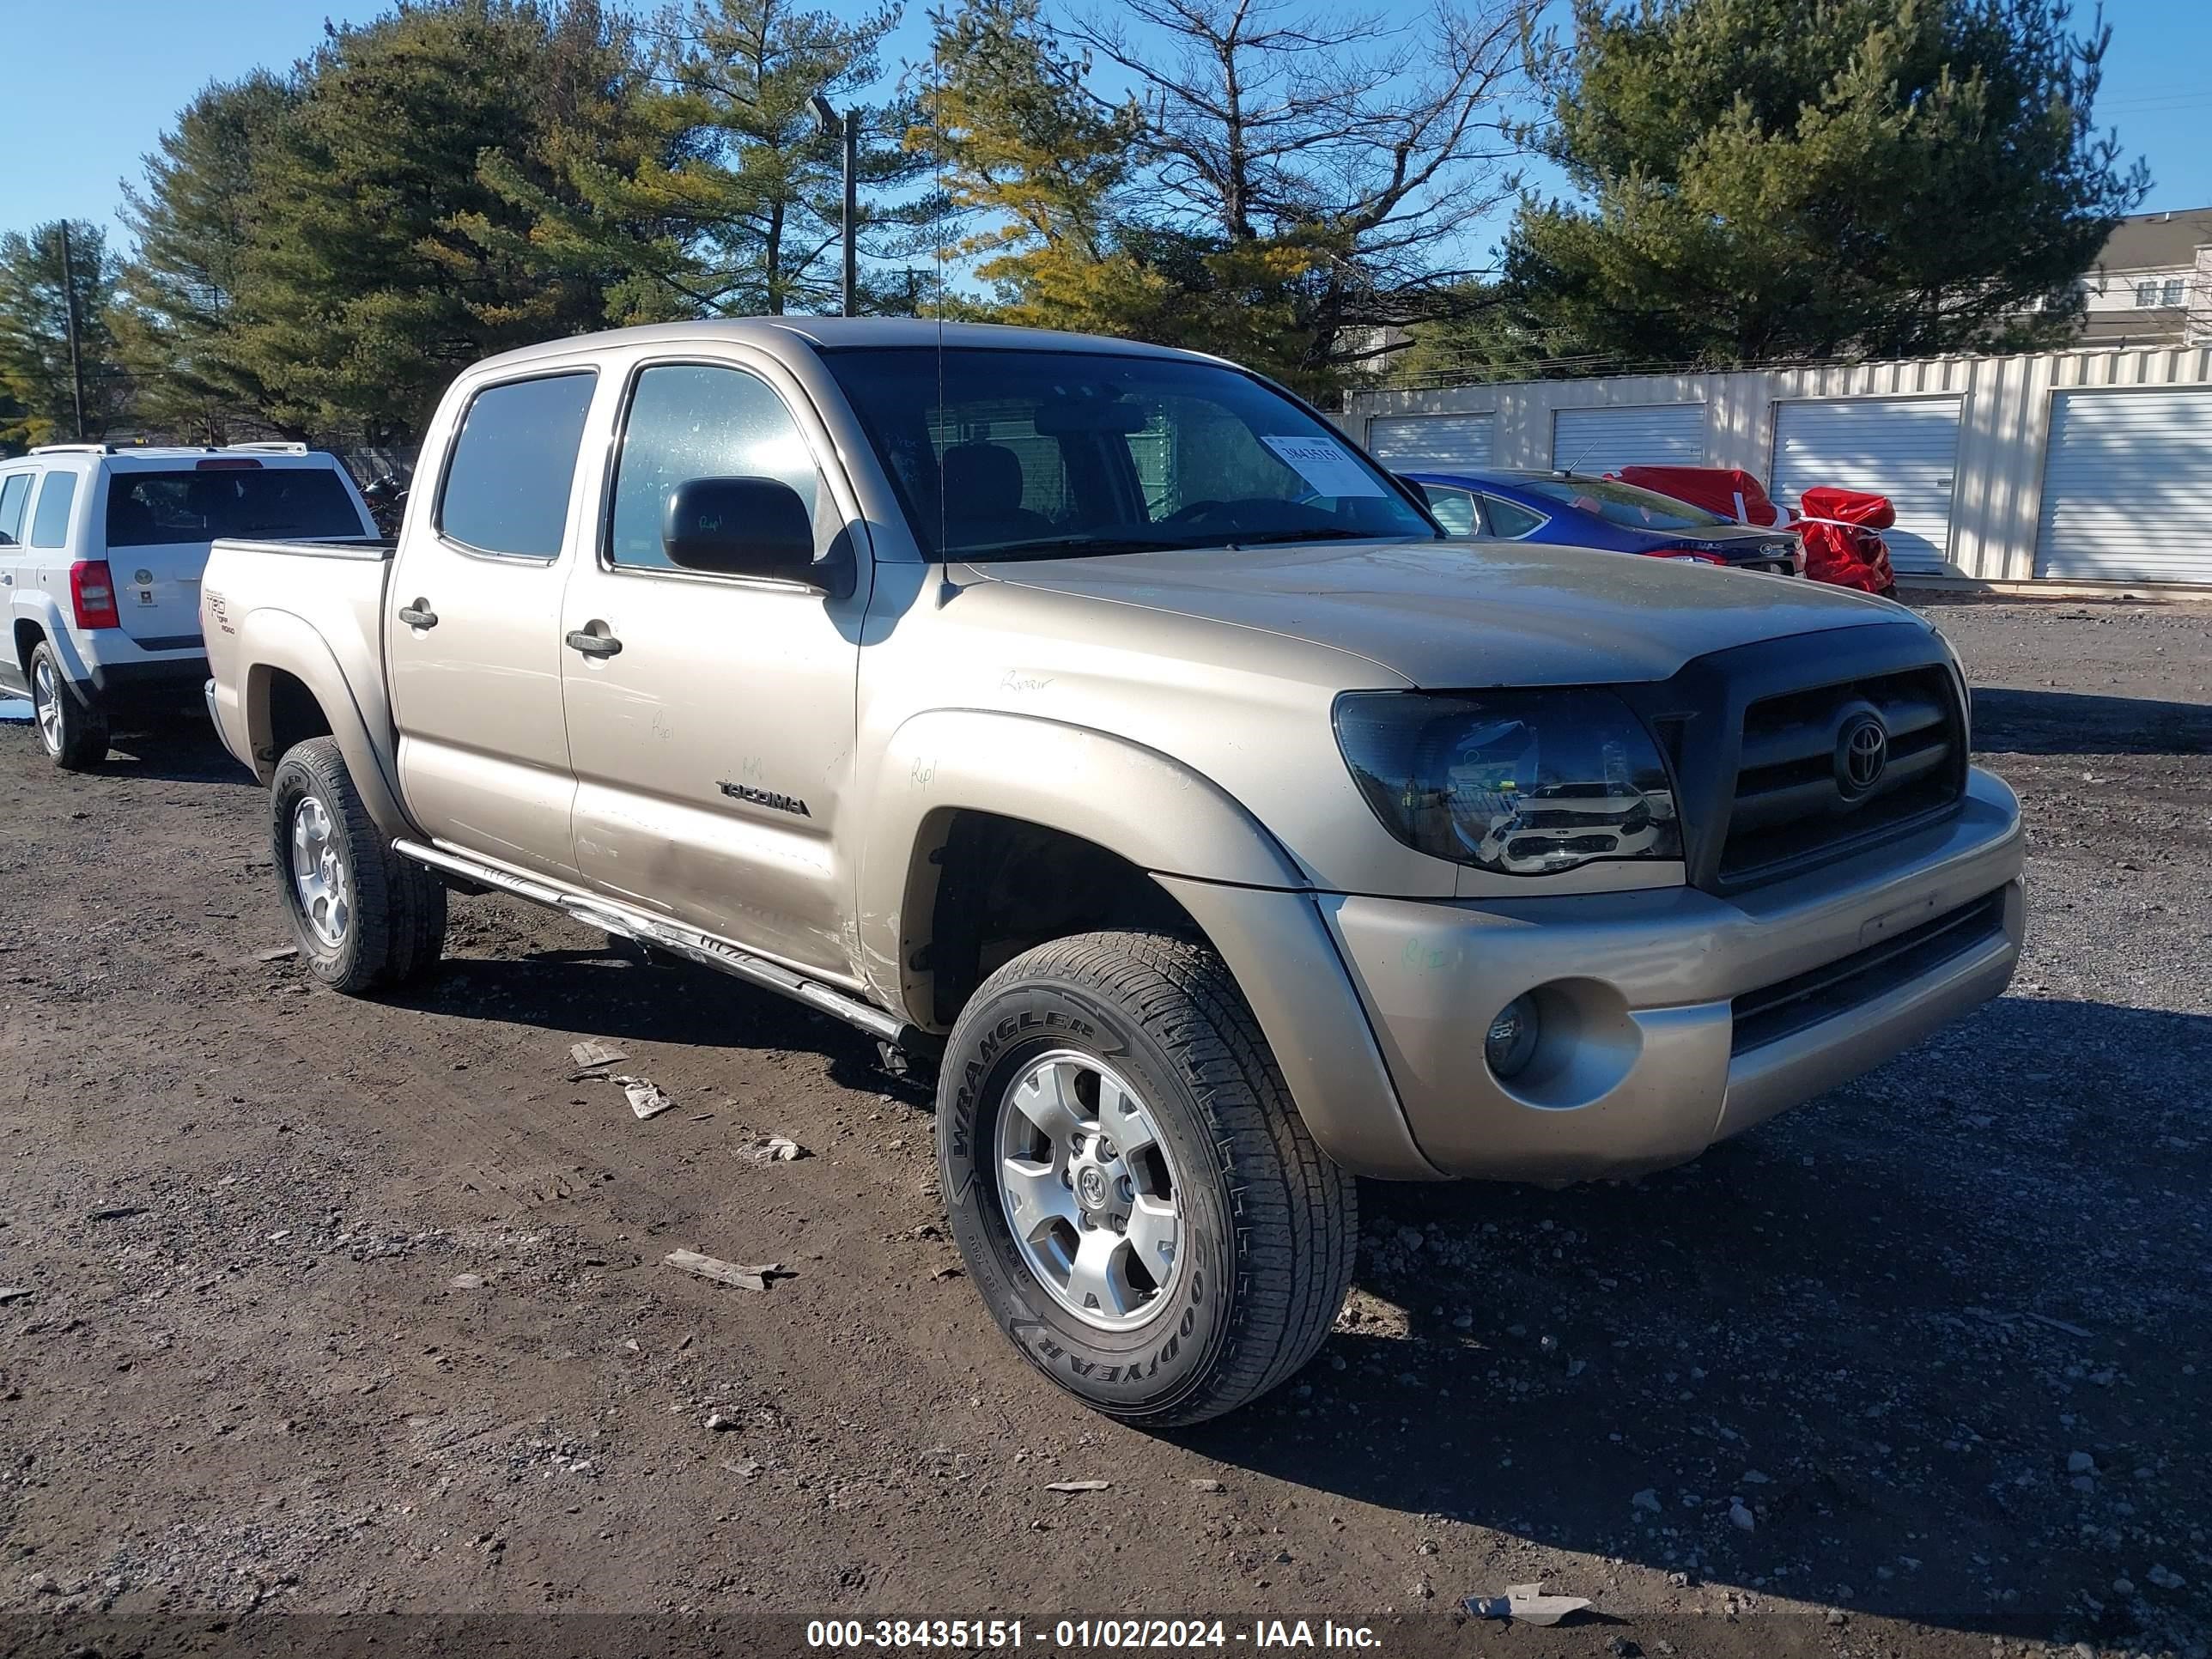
471 316 1227 374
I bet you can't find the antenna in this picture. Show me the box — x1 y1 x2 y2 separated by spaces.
1559 428 1600 476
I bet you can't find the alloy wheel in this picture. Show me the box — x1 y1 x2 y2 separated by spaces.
994 1050 1184 1331
289 794 351 947
32 658 62 756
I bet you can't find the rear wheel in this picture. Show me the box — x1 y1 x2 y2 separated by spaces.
270 737 446 994
29 643 108 770
938 930 1356 1425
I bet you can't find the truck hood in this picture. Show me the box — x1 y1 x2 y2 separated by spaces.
969 538 1919 688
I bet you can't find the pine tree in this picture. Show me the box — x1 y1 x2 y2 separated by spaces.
507 0 944 319
0 222 125 450
234 0 659 444
1504 0 2151 367
113 73 300 443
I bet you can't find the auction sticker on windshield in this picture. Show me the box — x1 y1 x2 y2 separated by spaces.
1261 435 1385 497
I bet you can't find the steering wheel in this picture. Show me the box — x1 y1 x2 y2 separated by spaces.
1162 498 1236 527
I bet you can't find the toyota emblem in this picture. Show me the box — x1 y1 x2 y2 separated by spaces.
1836 714 1888 798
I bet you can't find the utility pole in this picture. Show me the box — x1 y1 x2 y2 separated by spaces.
811 94 859 319
842 108 858 319
58 222 87 442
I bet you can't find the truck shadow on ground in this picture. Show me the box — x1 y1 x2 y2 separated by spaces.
84 722 260 786
1971 687 2212 755
1178 994 2212 1648
398 949 905 1099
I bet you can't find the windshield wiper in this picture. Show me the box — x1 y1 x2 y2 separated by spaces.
954 533 1194 561
1219 527 1382 548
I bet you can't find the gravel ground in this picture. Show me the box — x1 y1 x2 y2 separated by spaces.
0 596 2206 1658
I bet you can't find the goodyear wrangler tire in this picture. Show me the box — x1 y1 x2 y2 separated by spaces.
270 737 446 995
938 930 1356 1425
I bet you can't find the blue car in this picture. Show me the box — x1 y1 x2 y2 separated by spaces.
1401 468 1802 575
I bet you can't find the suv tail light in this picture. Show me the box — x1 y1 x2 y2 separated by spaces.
1636 545 1724 565
70 560 121 629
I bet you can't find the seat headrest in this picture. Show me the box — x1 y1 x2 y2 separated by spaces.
942 442 1026 518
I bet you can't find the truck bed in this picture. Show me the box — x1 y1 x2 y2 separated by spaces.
201 536 399 781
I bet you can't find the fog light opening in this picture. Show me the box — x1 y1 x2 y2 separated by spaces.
1486 994 1542 1080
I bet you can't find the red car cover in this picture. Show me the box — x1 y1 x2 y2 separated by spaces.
1612 465 1790 529
1796 486 1898 596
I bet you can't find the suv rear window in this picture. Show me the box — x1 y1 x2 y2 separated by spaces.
106 468 366 545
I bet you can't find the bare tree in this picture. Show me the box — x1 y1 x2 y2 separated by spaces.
1063 0 1534 380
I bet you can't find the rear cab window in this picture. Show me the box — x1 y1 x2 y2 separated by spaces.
106 466 368 545
437 372 599 558
29 472 80 549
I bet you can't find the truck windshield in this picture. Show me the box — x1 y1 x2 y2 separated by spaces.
826 347 1437 559
106 467 367 546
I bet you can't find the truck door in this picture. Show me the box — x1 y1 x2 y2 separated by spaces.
386 368 599 881
557 356 866 982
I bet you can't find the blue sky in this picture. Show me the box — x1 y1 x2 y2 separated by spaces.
2 0 2206 269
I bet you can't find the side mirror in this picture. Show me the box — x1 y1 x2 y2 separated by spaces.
661 477 818 585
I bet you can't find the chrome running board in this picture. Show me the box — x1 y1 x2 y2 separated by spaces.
392 838 915 1046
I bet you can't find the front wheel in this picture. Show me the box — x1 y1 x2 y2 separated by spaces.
938 931 1357 1425
270 737 447 994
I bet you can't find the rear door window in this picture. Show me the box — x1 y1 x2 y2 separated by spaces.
1483 495 1547 538
0 473 31 546
1417 484 1480 537
29 472 79 549
106 468 367 544
437 372 599 558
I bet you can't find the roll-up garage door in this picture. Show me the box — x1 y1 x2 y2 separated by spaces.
1365 412 1495 470
2036 388 2212 584
1551 404 1705 473
1770 397 1962 574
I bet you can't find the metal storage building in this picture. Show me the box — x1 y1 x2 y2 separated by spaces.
1341 344 2212 588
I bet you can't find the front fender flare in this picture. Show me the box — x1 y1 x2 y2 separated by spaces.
855 710 1447 1182
857 708 1306 1009
234 607 412 842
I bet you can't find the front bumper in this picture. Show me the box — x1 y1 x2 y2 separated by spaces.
1321 766 2025 1182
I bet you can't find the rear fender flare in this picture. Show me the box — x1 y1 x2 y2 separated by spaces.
9 593 89 684
234 607 411 842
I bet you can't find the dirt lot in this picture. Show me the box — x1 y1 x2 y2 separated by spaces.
0 598 2208 1659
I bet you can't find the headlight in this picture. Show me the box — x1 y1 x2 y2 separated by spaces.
1334 690 1680 875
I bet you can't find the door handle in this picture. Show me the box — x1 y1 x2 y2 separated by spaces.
566 628 623 659
398 599 438 629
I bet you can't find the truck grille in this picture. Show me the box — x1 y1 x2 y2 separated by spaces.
1718 665 1965 885
1730 888 2008 1054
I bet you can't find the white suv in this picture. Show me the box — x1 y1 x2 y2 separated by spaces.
0 443 375 768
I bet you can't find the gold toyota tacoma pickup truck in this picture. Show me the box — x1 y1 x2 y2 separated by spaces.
201 319 2024 1425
